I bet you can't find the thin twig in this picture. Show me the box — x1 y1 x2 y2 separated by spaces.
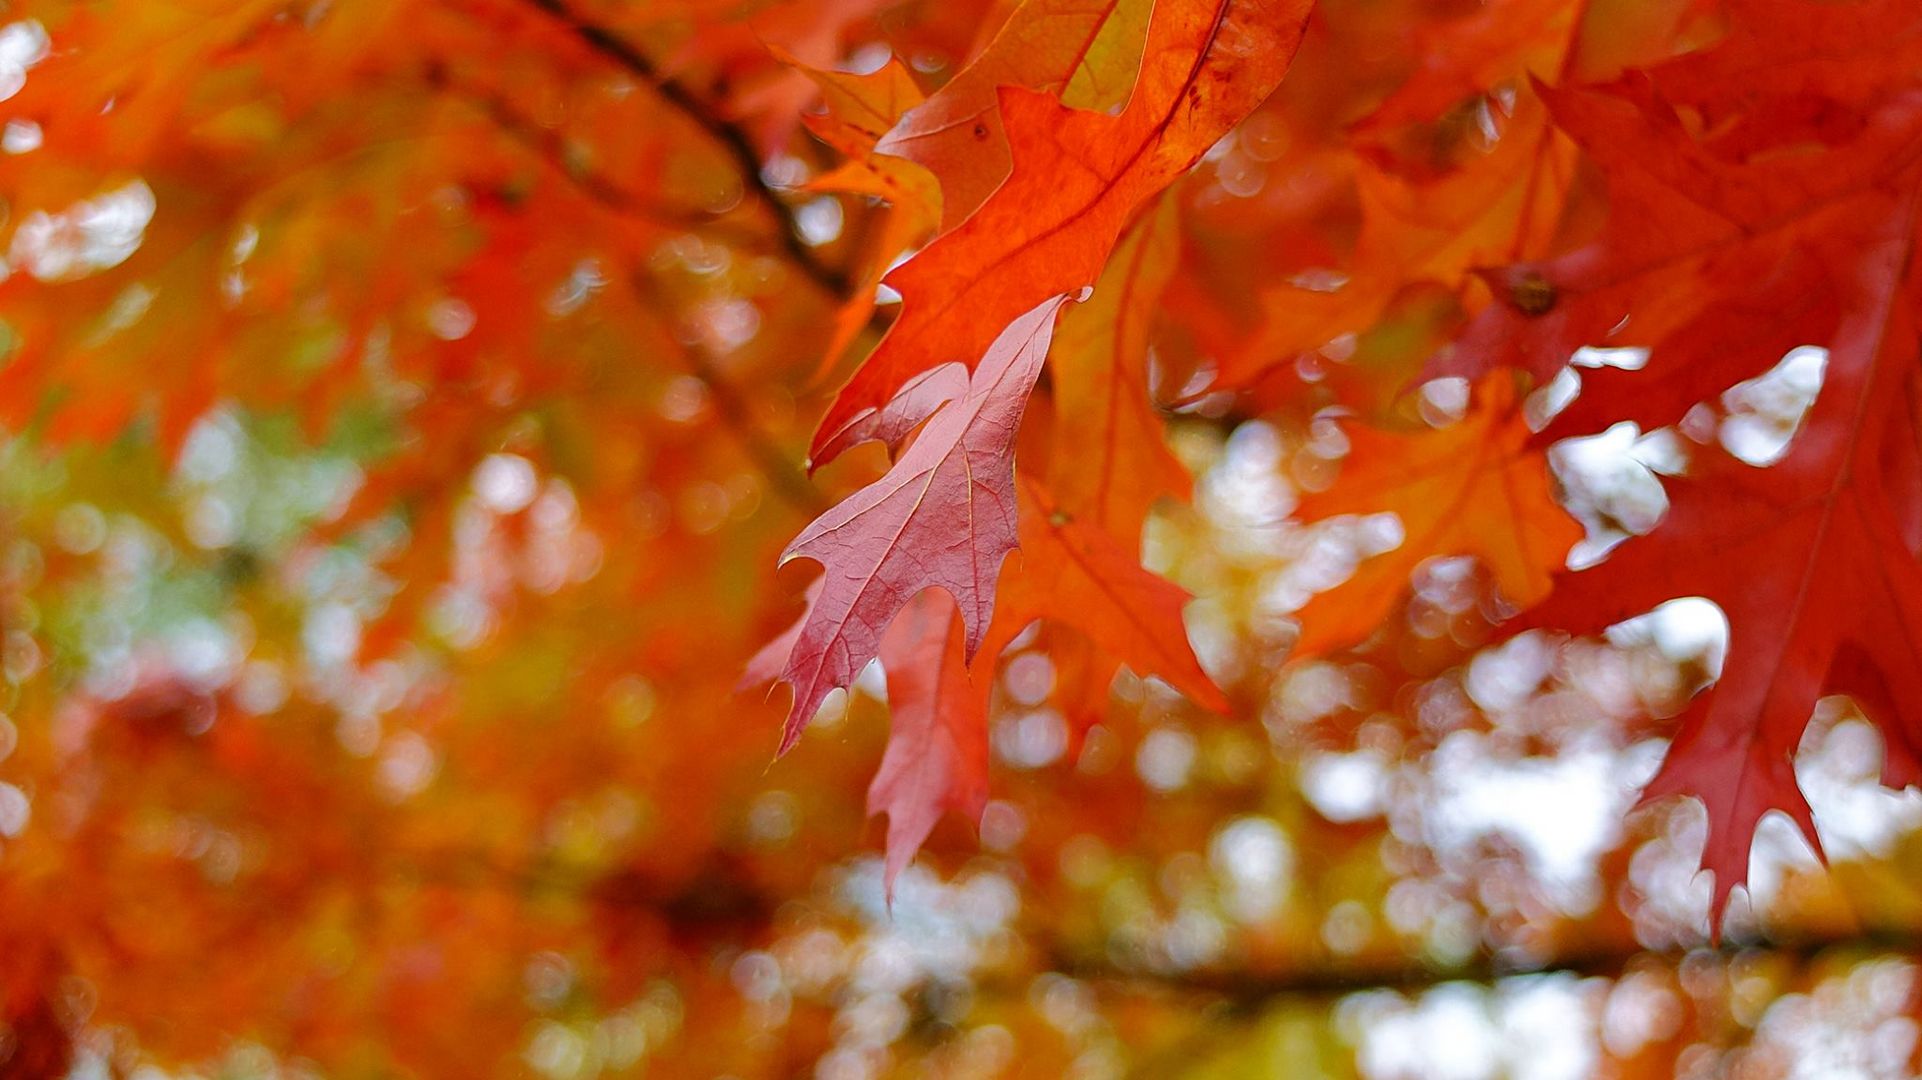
685 346 831 514
419 53 831 515
627 273 829 514
441 71 735 234
517 0 854 298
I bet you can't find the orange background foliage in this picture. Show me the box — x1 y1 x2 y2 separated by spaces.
4 0 1922 1077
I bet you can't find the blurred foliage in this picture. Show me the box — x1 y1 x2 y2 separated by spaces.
0 0 1919 1078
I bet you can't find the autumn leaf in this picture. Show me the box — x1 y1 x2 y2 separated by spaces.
868 463 1228 888
876 0 1153 230
678 0 901 154
1047 194 1191 545
773 295 1068 751
1349 0 1579 138
1442 2 1922 927
1292 375 1581 656
1219 0 1584 400
995 477 1227 715
1536 244 1840 442
787 48 927 162
1438 62 1922 391
1511 197 1922 928
869 588 991 896
785 54 941 374
809 0 1315 465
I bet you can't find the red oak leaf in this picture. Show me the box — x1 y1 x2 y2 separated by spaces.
869 589 991 896
1440 64 1922 394
772 296 1070 751
1516 193 1922 931
860 474 1226 874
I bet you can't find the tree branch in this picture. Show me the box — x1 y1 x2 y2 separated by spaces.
517 0 854 299
626 272 828 514
1041 921 1922 1007
440 69 748 238
1081 925 1922 1079
683 345 832 515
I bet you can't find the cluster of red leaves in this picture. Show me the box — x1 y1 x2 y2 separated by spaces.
754 0 1309 890
1467 0 1922 925
1353 0 1922 927
768 0 1922 930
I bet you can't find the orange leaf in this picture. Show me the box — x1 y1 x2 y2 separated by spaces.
1048 194 1190 544
990 477 1227 715
1292 375 1581 656
809 0 1315 465
877 0 1153 229
787 54 942 374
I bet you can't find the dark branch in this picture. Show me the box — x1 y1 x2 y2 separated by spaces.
447 76 721 229
627 273 828 514
683 345 832 515
1041 921 1922 1007
518 0 854 298
415 61 829 514
431 63 779 252
1080 924 1922 1079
